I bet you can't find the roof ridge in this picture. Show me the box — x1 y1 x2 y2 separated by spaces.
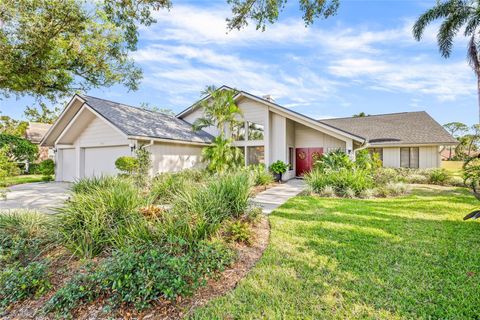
321 111 427 121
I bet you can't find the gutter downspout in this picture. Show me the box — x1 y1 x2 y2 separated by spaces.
352 140 370 160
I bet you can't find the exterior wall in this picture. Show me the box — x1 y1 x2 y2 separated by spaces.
269 113 286 163
74 117 127 148
419 146 440 168
294 123 346 151
381 146 440 168
382 147 401 168
284 119 296 180
237 99 266 125
182 108 219 137
149 142 204 174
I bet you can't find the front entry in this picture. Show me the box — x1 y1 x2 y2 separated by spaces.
296 147 323 176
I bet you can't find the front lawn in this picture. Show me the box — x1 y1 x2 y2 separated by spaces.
0 175 45 187
192 186 480 319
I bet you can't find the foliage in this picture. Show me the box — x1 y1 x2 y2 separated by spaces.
41 175 54 182
226 221 252 245
0 0 144 102
169 171 252 242
38 159 55 175
24 103 60 124
202 136 244 173
192 85 242 135
314 149 352 172
43 241 234 315
269 160 289 174
376 182 409 197
56 177 153 257
463 157 480 192
355 149 382 171
192 187 480 319
0 261 51 309
0 174 45 188
305 168 374 196
115 156 139 175
0 211 53 267
249 165 273 186
150 169 209 204
0 134 38 163
0 147 20 182
226 0 339 31
132 147 152 188
0 115 28 136
427 168 450 185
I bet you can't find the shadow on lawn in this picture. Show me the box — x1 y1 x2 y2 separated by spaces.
270 187 480 319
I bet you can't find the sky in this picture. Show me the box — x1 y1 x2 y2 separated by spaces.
0 0 477 126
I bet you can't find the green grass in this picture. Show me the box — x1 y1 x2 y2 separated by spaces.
0 175 46 187
191 186 480 319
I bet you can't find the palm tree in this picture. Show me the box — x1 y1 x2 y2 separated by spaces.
202 136 244 173
413 0 480 123
192 85 243 137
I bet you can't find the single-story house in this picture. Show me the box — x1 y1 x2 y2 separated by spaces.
41 86 458 182
25 122 53 161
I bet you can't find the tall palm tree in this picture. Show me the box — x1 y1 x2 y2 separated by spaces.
192 85 243 137
413 0 480 123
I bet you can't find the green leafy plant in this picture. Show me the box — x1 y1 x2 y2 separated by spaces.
355 149 382 171
305 168 374 196
463 157 480 192
0 134 38 163
249 165 273 186
38 159 55 175
0 261 52 310
43 241 234 316
428 168 450 185
226 221 252 245
314 149 353 172
115 156 139 175
269 160 288 174
202 136 243 173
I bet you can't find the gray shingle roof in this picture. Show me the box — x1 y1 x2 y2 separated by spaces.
81 95 213 144
320 111 458 146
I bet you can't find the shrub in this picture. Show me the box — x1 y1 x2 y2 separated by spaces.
0 211 52 267
243 206 263 223
428 168 450 185
405 174 429 184
57 177 153 257
373 168 401 185
314 149 352 172
305 168 374 196
449 176 465 187
38 159 54 175
355 149 382 171
249 165 273 186
269 160 288 174
115 156 138 174
168 171 252 242
377 182 409 197
319 185 336 197
226 221 252 245
43 241 234 315
463 157 480 192
0 146 20 181
150 169 209 204
41 174 53 182
0 261 51 309
359 188 376 199
342 187 356 198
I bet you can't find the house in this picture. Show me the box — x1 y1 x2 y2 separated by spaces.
41 87 458 182
25 122 53 161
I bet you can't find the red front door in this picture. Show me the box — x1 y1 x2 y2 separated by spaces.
296 147 323 176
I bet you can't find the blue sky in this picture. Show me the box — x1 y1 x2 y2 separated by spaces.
0 0 477 126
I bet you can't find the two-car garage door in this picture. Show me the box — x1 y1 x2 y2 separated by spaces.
60 145 130 182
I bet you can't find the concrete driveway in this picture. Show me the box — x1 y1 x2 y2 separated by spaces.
0 182 71 213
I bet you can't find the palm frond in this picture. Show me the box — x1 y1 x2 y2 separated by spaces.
467 35 480 73
413 0 460 41
438 8 470 57
464 8 480 35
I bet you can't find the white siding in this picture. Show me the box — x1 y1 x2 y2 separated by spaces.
294 123 345 151
75 117 127 147
419 146 440 168
284 119 296 180
182 108 219 137
382 147 400 168
269 113 286 163
237 99 267 125
150 142 203 174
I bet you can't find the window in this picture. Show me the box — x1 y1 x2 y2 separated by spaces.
288 147 294 170
369 148 383 161
400 147 419 168
232 121 245 141
247 146 265 165
247 122 264 140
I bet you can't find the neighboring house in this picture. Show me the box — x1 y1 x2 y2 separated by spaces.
25 122 53 161
41 87 458 182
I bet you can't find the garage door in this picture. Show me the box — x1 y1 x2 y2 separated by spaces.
61 149 77 182
84 145 130 178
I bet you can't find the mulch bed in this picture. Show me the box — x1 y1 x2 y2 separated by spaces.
2 218 270 320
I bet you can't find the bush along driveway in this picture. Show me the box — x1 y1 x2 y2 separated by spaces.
191 185 480 319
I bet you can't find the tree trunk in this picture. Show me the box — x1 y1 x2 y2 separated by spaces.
478 73 480 124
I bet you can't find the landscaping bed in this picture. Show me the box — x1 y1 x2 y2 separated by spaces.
0 167 272 319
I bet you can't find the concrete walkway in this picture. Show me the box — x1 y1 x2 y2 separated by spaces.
252 179 305 214
1 182 71 213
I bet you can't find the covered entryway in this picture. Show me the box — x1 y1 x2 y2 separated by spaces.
84 145 130 178
296 147 323 176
